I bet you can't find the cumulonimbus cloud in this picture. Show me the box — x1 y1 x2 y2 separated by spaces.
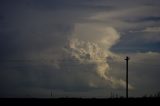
62 23 133 89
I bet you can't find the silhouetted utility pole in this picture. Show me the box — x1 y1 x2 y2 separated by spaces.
125 56 129 98
51 90 53 97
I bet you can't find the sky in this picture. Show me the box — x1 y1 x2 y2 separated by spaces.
0 0 160 98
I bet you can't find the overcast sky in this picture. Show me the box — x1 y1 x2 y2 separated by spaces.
0 0 160 98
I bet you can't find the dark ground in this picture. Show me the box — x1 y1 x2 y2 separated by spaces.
0 98 160 105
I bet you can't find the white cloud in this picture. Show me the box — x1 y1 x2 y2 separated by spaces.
143 27 160 32
72 23 120 49
62 23 133 89
130 27 160 33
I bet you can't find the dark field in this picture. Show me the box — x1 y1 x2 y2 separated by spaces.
1 98 160 105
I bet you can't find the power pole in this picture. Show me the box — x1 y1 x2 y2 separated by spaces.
51 90 52 97
125 56 129 98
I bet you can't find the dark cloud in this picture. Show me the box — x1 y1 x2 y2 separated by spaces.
111 32 160 53
30 0 114 11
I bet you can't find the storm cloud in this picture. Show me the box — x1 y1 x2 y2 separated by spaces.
0 0 160 98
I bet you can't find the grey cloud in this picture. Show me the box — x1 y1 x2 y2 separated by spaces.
125 16 160 23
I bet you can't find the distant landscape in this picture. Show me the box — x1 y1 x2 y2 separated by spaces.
1 92 160 104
